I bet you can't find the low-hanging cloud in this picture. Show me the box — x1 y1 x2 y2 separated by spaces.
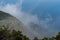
0 0 56 39
0 0 39 25
0 0 41 39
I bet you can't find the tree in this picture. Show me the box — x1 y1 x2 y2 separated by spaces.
56 32 60 40
0 25 10 40
23 36 30 40
42 37 48 40
0 25 30 40
34 37 39 40
49 37 55 40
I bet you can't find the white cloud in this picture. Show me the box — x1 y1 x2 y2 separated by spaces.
0 0 55 39
0 0 40 25
0 0 53 28
21 13 39 25
1 4 18 15
0 0 40 39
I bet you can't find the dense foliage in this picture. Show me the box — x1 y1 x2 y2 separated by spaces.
0 25 30 40
0 25 60 40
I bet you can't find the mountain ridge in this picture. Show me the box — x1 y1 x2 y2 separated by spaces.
0 11 12 20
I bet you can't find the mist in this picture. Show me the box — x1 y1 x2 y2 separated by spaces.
0 0 60 39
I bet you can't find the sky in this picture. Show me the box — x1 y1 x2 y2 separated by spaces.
0 0 60 39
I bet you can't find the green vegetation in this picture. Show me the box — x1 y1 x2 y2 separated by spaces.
0 25 30 40
0 25 60 40
34 37 39 40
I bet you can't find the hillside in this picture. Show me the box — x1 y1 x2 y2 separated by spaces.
0 11 56 40
0 11 36 39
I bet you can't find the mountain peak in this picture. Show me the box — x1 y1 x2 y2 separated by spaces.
0 11 12 20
